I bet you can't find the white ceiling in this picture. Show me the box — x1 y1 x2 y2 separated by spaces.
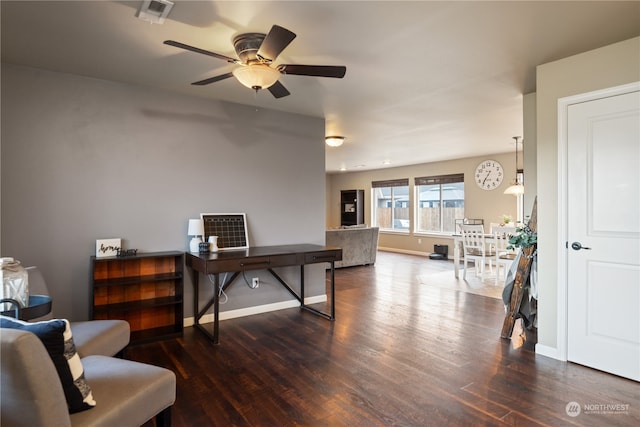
2 1 639 173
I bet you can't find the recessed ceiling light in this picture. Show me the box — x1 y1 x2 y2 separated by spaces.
382 160 392 165
325 136 345 147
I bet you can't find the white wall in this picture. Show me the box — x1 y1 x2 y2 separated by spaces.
1 63 326 321
535 37 640 355
523 92 537 218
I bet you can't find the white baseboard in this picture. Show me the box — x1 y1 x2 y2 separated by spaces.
183 294 327 327
535 344 565 361
378 247 430 257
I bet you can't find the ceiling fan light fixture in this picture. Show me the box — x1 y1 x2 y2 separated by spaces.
325 136 345 147
232 64 280 90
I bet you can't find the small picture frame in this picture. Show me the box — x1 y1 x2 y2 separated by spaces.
96 238 122 258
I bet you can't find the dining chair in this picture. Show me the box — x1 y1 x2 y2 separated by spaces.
493 226 517 285
460 224 495 279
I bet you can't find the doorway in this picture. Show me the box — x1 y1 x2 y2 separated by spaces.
559 82 640 381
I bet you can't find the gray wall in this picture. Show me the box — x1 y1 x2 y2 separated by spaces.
1 63 326 321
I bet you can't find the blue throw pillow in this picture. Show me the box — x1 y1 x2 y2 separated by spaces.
0 315 96 413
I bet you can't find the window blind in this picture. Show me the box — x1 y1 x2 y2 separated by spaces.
414 173 464 186
371 178 409 188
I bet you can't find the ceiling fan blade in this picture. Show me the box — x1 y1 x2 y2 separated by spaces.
268 80 290 98
192 72 234 86
164 40 239 64
257 25 296 62
277 64 346 78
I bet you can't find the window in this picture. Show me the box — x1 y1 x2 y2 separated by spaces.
372 179 410 231
415 174 464 233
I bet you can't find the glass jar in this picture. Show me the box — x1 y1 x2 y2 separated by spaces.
0 257 29 311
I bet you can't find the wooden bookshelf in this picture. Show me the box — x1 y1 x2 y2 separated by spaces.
90 251 184 344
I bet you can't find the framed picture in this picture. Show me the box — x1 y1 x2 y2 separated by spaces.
96 238 121 258
200 213 249 251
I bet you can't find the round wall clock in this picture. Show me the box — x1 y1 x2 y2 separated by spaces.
475 160 504 190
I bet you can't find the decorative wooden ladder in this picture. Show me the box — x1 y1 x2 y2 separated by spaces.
501 198 537 339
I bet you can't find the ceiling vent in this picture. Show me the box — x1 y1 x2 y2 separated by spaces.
137 0 174 24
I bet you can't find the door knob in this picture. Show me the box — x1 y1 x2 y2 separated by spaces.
571 242 592 251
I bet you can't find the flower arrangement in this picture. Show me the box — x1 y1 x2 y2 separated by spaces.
501 214 513 225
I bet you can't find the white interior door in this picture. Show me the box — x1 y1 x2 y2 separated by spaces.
566 89 640 381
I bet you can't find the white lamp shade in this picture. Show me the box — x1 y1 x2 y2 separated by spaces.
232 64 280 90
187 219 203 236
504 183 525 195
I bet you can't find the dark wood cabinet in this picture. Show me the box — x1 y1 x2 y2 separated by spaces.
90 251 184 344
340 189 365 226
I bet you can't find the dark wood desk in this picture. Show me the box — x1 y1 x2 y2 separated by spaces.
185 244 342 344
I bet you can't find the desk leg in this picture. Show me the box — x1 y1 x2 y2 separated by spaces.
192 270 222 344
191 270 200 326
330 260 335 319
213 273 219 344
296 263 335 321
300 264 305 304
270 265 334 320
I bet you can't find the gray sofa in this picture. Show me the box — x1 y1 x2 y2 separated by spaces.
326 226 379 268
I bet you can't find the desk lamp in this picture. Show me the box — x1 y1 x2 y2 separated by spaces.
187 219 204 253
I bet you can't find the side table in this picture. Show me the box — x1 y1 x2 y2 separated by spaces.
0 295 52 320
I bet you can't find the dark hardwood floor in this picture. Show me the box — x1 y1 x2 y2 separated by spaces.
129 251 639 426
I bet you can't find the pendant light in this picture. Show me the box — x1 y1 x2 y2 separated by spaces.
504 136 524 195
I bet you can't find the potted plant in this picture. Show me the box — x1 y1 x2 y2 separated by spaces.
507 223 537 254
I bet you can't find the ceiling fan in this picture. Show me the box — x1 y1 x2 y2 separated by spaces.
164 25 346 99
